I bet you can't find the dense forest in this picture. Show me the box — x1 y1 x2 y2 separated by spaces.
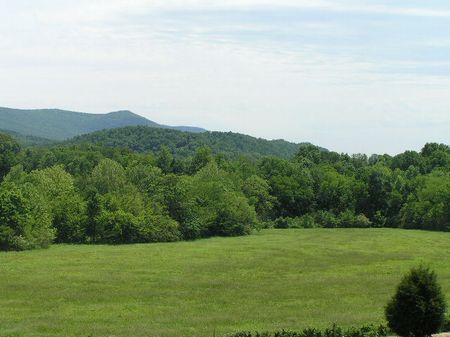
0 131 449 251
0 129 55 147
68 125 303 159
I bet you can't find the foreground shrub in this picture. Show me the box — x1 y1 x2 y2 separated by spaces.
230 324 387 337
385 266 447 337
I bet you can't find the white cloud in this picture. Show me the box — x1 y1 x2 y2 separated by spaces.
1 0 449 154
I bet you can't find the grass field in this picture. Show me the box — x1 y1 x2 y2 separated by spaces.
0 229 449 337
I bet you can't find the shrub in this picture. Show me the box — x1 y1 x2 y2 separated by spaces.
209 194 257 236
295 215 317 228
229 325 387 337
314 210 371 228
385 266 447 337
336 210 371 228
274 211 371 229
274 217 290 229
138 213 181 242
441 313 450 332
274 216 317 229
92 210 182 244
94 210 140 244
314 210 338 228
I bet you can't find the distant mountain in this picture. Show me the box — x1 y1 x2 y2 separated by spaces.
1 106 307 158
67 125 303 159
0 107 206 140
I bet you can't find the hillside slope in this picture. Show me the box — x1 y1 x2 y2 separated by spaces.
0 107 205 140
68 125 303 158
0 128 55 146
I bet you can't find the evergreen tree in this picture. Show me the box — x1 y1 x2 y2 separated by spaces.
385 266 447 337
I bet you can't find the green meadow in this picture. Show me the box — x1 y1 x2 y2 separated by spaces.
1 228 449 337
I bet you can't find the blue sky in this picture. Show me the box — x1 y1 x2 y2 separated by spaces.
0 0 449 154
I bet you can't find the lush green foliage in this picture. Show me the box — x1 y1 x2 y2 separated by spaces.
443 314 450 331
385 266 447 337
0 107 205 140
400 172 450 231
0 181 54 250
1 129 449 250
231 324 387 337
68 125 303 159
0 128 54 147
0 229 449 337
0 133 20 179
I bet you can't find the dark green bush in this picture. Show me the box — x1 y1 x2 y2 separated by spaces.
336 210 371 228
274 217 290 229
209 194 257 236
314 210 338 228
138 213 181 242
94 210 139 244
274 216 317 229
385 266 447 337
274 211 372 229
441 314 450 332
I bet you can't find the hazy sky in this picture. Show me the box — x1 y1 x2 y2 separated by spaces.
1 0 449 154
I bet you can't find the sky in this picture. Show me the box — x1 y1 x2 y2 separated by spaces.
0 0 449 154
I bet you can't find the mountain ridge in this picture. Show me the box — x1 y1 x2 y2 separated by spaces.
0 106 206 140
1 106 307 158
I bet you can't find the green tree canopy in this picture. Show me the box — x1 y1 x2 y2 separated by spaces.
0 133 20 179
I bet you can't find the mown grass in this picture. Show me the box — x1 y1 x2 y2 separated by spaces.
0 229 449 337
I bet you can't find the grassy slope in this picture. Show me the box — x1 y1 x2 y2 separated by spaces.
0 229 449 337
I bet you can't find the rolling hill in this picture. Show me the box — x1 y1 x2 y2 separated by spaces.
67 125 303 158
0 107 206 140
0 129 55 146
1 106 306 158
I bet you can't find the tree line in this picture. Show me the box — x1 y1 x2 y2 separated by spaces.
0 132 449 251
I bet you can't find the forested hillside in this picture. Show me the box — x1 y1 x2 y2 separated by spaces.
0 129 55 146
68 125 303 159
0 107 205 140
1 131 449 251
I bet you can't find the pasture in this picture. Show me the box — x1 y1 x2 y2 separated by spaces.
0 229 449 337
